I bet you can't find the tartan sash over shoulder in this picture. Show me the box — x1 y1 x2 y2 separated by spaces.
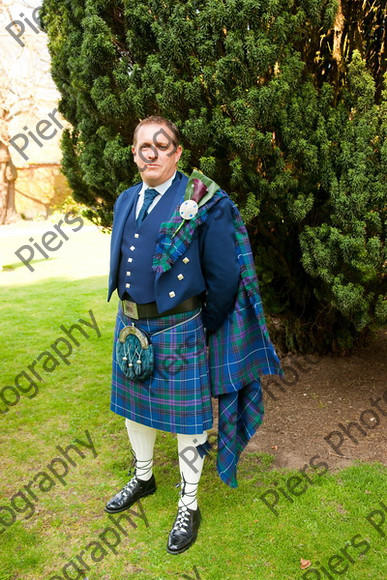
153 172 283 487
208 203 283 487
208 204 283 389
153 189 227 276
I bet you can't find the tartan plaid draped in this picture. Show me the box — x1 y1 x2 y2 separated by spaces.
152 177 283 487
152 190 227 276
208 203 283 487
216 381 264 488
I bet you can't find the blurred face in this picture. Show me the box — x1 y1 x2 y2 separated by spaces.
132 123 182 187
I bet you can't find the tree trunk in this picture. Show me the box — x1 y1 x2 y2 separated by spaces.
0 143 19 224
332 0 345 101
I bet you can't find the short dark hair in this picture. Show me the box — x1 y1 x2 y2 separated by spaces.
132 116 180 147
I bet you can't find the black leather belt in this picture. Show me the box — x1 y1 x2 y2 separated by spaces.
122 296 201 320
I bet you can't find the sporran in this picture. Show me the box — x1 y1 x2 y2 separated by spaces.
116 324 154 381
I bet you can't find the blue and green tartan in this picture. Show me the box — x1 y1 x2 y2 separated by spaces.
111 303 213 435
153 189 226 276
208 204 283 487
152 176 283 487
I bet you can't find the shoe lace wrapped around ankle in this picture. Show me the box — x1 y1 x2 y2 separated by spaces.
127 449 137 477
127 449 153 480
172 505 190 532
175 473 197 510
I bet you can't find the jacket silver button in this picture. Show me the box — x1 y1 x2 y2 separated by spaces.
169 291 176 298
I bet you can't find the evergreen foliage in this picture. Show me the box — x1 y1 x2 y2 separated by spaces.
40 0 386 352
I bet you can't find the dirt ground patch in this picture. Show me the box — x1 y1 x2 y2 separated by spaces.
243 328 387 472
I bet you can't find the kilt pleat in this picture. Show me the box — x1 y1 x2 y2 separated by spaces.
111 304 213 434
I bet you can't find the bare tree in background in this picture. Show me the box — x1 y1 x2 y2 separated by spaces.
0 0 56 224
0 104 18 223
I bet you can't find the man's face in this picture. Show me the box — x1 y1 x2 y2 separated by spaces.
132 123 182 187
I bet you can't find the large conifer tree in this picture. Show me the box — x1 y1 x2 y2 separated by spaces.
41 0 386 352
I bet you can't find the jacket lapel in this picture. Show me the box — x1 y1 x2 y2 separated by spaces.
108 184 141 299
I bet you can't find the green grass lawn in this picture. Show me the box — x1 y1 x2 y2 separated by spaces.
0 277 385 580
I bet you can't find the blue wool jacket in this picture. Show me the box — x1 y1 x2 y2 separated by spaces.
108 171 240 332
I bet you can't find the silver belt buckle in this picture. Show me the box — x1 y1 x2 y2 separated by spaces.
123 300 139 320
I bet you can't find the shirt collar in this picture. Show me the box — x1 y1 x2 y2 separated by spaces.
140 172 176 196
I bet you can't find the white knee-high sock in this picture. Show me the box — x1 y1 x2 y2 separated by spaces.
125 419 157 481
177 431 208 511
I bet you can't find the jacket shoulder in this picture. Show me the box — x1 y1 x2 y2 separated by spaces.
114 182 141 208
205 190 239 221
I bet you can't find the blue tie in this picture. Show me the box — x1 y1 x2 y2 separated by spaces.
136 188 159 226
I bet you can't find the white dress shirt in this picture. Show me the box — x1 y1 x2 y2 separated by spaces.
135 172 177 219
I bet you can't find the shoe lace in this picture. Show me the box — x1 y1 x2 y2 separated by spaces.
127 449 153 479
172 505 191 532
175 473 197 510
121 475 139 498
127 449 137 477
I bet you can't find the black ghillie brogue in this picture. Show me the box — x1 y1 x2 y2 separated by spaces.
167 505 201 554
104 474 156 513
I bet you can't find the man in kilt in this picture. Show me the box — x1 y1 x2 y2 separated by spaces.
106 116 282 554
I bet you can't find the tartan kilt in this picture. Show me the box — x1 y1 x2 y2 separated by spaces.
110 303 213 434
